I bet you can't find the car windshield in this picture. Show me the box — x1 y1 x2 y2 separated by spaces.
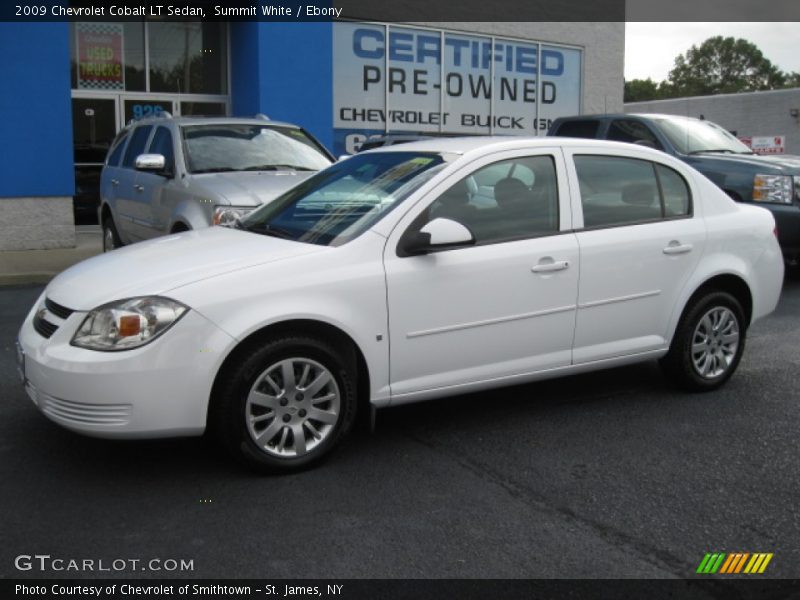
238 151 449 247
182 124 333 173
651 116 753 155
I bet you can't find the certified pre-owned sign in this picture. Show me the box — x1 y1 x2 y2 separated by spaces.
332 22 582 154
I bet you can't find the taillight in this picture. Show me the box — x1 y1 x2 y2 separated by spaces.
773 226 779 239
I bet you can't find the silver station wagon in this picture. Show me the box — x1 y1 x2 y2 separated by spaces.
99 114 334 251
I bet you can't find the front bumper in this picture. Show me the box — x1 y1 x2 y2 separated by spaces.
17 296 236 439
768 202 800 261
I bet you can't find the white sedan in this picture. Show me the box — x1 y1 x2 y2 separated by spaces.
17 137 784 471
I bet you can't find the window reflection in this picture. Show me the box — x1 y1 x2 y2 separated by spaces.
70 22 145 91
148 22 227 94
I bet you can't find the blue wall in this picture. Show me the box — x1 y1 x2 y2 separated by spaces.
231 22 334 152
0 22 74 197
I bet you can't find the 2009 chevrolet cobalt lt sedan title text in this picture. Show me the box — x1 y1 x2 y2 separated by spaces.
18 138 784 471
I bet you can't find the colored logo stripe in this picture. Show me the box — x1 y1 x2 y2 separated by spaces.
719 553 748 573
697 553 725 573
744 553 774 574
697 553 773 574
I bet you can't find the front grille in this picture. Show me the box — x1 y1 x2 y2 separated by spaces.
30 385 132 426
45 298 75 320
33 314 58 338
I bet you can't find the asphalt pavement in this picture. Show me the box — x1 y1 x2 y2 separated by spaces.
1 274 798 581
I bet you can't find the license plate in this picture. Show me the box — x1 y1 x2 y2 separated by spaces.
15 340 25 384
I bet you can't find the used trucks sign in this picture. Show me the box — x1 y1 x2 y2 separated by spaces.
333 23 582 155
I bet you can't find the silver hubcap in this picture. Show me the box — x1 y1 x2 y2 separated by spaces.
245 357 340 458
103 227 116 251
691 307 740 379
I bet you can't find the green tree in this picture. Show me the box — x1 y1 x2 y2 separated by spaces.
667 36 786 96
785 72 800 88
624 78 660 102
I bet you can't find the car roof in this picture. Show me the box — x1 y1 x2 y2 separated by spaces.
363 135 664 156
555 113 700 122
127 116 302 129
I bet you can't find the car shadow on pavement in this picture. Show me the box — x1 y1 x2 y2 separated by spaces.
375 360 670 438
6 360 668 480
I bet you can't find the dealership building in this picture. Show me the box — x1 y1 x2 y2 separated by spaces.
0 20 623 250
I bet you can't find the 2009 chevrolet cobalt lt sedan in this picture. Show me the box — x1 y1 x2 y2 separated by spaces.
18 138 784 471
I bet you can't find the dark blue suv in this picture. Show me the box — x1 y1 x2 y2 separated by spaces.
549 113 800 264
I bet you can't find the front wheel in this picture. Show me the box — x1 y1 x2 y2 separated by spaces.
212 336 358 472
102 216 122 252
660 291 746 391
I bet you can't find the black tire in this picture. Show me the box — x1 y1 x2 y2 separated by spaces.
211 335 358 473
660 290 746 392
102 215 123 252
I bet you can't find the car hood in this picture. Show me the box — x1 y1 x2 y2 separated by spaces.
46 227 325 311
694 153 800 172
193 170 316 207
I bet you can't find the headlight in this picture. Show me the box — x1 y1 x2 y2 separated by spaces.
753 174 794 204
71 297 188 351
212 206 254 227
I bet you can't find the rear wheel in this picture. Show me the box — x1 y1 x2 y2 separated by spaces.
660 291 746 391
102 216 122 252
212 335 358 472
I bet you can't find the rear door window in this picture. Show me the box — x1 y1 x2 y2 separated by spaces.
574 155 691 228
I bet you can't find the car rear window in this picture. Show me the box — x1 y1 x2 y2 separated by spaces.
552 120 600 138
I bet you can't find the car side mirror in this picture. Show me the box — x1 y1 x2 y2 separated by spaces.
399 218 475 256
633 139 658 150
135 153 170 176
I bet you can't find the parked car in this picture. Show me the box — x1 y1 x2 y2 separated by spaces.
548 114 800 264
18 137 783 472
356 132 468 153
357 133 436 152
99 114 334 251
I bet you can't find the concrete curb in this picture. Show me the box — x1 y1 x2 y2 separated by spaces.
0 227 102 286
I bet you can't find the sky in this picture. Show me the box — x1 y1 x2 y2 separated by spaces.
624 22 800 82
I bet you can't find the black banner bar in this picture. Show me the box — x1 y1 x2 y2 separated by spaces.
5 579 800 600
2 0 800 22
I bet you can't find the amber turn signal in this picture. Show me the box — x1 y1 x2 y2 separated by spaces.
118 315 142 337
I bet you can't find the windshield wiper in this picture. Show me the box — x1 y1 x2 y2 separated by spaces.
191 167 240 174
240 164 316 172
236 219 295 239
687 149 737 155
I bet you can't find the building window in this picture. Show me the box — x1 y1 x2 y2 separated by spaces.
70 21 227 95
71 22 145 91
148 22 227 95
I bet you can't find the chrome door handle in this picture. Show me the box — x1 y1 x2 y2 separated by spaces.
532 260 570 273
134 184 144 192
663 242 693 255
111 179 119 186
